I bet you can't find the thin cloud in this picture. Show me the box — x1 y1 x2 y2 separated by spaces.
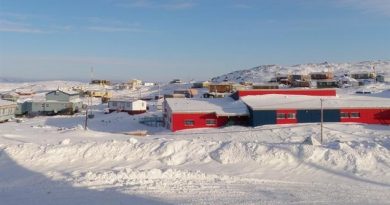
0 19 43 33
333 0 390 17
87 26 145 32
115 0 196 10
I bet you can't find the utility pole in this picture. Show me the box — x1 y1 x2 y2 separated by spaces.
84 105 88 131
320 98 324 144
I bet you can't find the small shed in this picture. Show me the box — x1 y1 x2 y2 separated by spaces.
108 99 147 115
0 100 17 122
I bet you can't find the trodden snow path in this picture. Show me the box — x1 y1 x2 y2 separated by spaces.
1 115 390 204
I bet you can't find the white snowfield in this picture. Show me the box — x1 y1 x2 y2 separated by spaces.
0 78 390 204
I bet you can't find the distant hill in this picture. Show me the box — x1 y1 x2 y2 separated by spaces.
211 60 390 83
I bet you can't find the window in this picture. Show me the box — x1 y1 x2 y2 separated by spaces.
184 120 194 126
286 113 296 119
46 104 49 107
206 119 217 126
340 112 349 118
350 112 360 118
112 102 117 106
126 102 131 107
277 113 286 119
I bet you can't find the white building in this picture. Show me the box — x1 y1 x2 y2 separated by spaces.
108 99 147 115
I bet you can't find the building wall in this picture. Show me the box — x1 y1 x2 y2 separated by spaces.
46 91 70 102
233 89 337 100
170 112 247 131
249 109 276 126
0 105 16 122
340 108 390 125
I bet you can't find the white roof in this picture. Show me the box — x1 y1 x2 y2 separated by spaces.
0 99 17 106
166 97 249 116
109 98 144 102
241 94 390 110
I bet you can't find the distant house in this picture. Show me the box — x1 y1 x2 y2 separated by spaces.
376 74 390 83
316 80 339 88
128 79 142 89
1 92 19 102
163 98 248 131
338 76 359 87
90 79 111 86
143 82 155 86
108 99 147 115
289 74 310 83
15 89 35 96
0 100 17 122
170 79 182 84
86 90 113 98
173 89 198 98
252 83 279 89
164 93 186 99
351 72 376 80
192 81 210 89
231 89 337 100
310 72 334 80
292 80 311 88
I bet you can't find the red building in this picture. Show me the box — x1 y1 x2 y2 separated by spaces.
242 94 390 126
164 98 248 132
232 89 337 100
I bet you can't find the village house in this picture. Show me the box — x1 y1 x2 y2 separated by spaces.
107 98 147 115
0 100 17 122
18 90 83 116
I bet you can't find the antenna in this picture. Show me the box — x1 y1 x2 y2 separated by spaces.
90 67 94 82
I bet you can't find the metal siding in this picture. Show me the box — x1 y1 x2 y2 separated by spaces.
251 110 276 126
323 109 340 122
297 110 321 123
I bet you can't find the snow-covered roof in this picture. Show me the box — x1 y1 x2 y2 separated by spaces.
241 94 390 110
46 90 79 96
0 99 17 106
166 97 249 116
109 98 144 102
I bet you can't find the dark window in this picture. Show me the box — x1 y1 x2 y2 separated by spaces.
350 112 360 118
206 119 217 126
286 113 296 119
276 113 286 119
184 120 194 126
340 112 349 118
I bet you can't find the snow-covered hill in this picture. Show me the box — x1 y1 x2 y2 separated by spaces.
211 60 390 83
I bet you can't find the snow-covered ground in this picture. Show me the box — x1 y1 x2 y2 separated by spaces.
1 77 390 204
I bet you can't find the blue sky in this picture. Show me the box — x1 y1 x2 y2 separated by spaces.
0 0 389 81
